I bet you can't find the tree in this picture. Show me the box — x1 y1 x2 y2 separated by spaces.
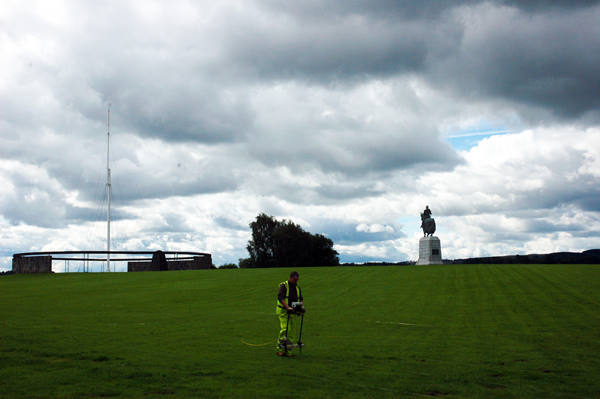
219 263 238 269
246 213 339 268
246 213 279 268
309 234 339 266
238 257 255 268
272 220 312 268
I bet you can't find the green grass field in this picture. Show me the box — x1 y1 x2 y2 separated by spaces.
1 265 599 398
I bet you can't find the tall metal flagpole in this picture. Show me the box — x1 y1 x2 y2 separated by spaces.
107 104 112 272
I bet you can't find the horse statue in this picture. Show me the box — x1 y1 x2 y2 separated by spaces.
420 212 436 237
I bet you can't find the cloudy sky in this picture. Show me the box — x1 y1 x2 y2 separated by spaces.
2 0 600 271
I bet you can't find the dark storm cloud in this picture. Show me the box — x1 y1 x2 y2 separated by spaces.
500 0 600 11
439 164 600 218
575 195 600 213
0 188 107 228
523 218 585 234
1 193 66 228
225 21 433 81
431 4 600 119
264 0 600 22
237 1 600 121
0 168 136 228
252 135 460 177
103 85 254 144
222 3 463 82
508 172 600 214
111 172 239 202
63 203 137 224
316 184 383 201
571 230 600 238
262 0 475 20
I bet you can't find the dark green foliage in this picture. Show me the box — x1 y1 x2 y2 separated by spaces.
238 257 255 268
246 213 279 268
272 219 312 268
246 213 339 268
308 233 339 266
219 263 238 269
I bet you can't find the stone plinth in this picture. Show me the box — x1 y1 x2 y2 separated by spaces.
416 236 443 265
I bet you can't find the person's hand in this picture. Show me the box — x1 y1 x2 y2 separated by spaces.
301 307 306 313
287 308 295 314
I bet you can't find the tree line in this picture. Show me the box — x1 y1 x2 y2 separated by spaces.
239 213 339 268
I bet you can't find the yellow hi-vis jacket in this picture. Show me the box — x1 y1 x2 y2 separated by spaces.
276 280 301 316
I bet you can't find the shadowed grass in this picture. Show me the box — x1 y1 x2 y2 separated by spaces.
1 264 599 398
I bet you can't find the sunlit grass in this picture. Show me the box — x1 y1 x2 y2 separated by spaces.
1 264 599 398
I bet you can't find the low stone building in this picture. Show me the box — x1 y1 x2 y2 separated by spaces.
12 250 212 273
127 251 212 272
12 255 53 274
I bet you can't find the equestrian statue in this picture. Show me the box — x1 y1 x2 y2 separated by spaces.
420 205 436 237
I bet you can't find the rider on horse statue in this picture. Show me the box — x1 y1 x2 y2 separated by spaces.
420 205 436 237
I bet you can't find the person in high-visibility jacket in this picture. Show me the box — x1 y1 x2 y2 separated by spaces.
276 271 306 356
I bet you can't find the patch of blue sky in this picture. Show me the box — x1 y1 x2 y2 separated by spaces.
398 215 422 236
444 123 513 151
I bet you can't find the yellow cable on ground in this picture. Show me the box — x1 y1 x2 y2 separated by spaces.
242 338 278 347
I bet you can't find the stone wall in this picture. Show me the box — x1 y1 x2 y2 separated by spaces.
12 256 53 274
128 255 212 272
